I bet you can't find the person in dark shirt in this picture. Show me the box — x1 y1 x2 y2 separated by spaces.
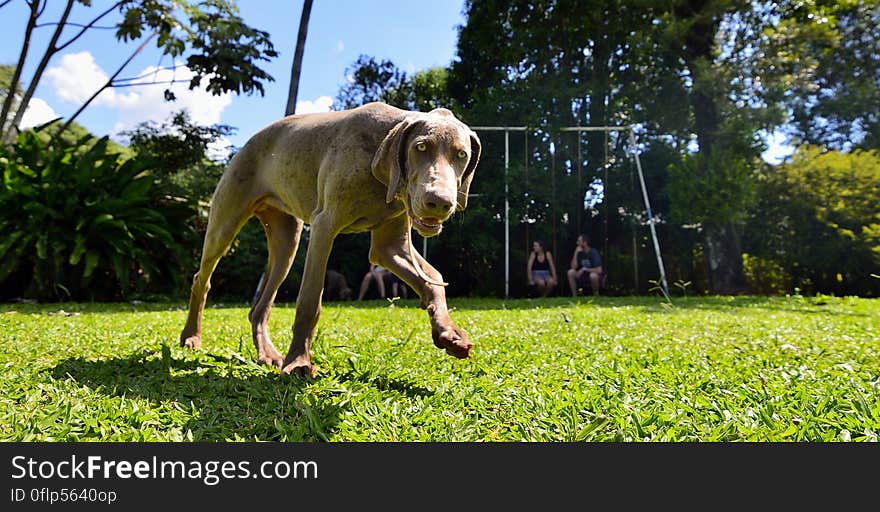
567 233 603 296
526 240 558 297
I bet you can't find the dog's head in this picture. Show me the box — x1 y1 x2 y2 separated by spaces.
371 108 481 237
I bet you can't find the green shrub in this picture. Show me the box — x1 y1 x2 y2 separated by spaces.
0 129 195 300
745 146 880 297
742 252 793 295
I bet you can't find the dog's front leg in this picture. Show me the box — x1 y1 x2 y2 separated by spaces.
412 249 473 358
370 217 473 358
281 212 337 378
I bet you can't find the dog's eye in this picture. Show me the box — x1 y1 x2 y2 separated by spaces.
457 150 468 159
416 142 427 152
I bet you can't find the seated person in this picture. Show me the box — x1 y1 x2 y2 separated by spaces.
526 240 557 297
566 233 603 296
388 272 409 299
357 264 390 300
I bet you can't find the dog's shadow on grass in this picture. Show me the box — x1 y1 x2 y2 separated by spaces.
334 368 434 399
49 349 347 441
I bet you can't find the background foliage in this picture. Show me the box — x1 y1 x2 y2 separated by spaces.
1 0 878 301
0 128 192 300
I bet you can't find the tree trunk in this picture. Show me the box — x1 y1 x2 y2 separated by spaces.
703 222 746 294
285 0 314 116
0 0 40 140
255 0 313 303
678 0 746 294
586 12 609 244
4 0 75 145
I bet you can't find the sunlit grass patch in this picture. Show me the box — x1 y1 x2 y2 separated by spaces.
1 295 877 441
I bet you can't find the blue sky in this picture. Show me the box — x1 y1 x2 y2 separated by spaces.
1 0 792 162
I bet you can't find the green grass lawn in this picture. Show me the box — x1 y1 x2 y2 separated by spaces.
1 295 878 441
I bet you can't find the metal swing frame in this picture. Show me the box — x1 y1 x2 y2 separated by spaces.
437 124 670 298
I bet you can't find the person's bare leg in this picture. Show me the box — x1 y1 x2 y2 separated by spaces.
547 278 557 297
357 272 373 300
376 271 386 299
589 272 600 295
535 279 546 297
540 278 553 297
567 268 579 297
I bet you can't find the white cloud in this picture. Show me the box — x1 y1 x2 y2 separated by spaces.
110 64 232 132
20 98 59 129
335 40 344 53
295 96 333 114
46 51 232 136
46 51 137 108
206 135 233 163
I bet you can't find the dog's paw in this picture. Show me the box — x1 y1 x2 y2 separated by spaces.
431 322 473 359
258 352 284 368
281 354 316 379
257 344 284 368
180 335 202 350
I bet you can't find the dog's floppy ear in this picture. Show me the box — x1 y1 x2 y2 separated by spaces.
457 130 482 211
372 117 418 204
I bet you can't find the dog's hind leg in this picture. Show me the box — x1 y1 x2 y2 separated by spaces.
180 189 253 350
248 207 303 367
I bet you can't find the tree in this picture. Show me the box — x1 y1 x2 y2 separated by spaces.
449 0 682 294
334 55 412 110
0 0 41 140
745 146 880 296
661 0 758 294
1 61 39 144
761 2 880 150
0 0 277 145
660 0 880 293
0 129 194 300
120 109 234 199
0 64 18 99
285 0 313 116
409 67 455 113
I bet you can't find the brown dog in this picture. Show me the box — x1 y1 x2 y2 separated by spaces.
179 102 481 377
324 269 352 301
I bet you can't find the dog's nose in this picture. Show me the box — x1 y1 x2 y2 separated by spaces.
424 190 454 214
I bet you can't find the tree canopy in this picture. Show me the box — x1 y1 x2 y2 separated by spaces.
332 0 880 297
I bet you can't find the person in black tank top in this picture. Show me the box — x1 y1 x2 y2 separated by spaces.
527 240 558 297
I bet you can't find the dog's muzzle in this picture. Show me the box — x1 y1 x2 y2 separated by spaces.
408 197 450 236
412 215 444 236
